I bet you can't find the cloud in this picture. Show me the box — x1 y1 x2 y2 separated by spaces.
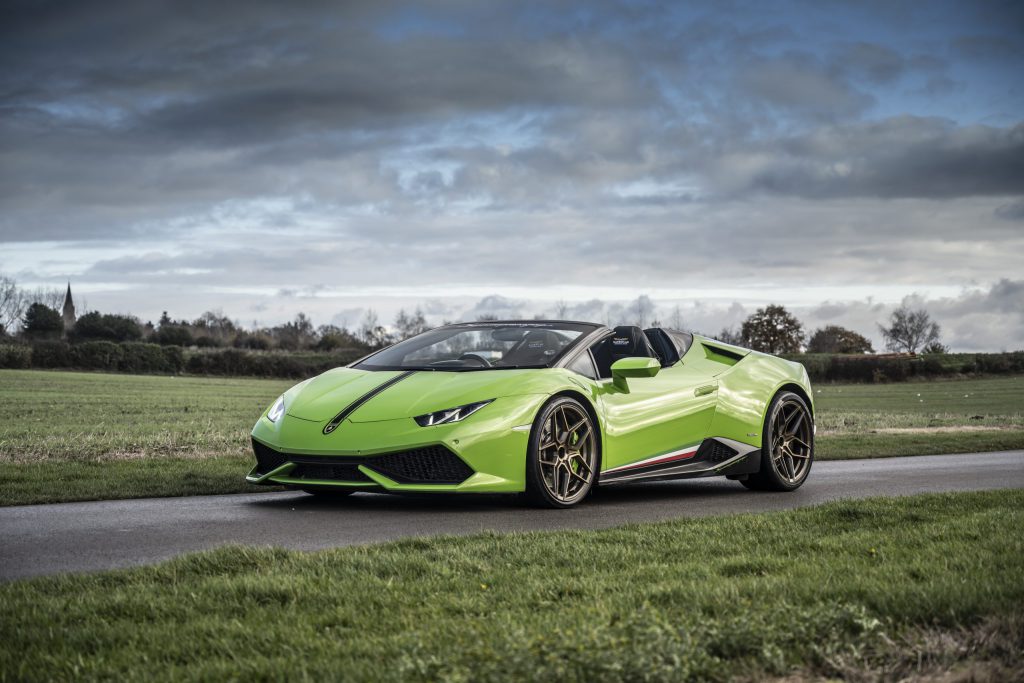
1 0 1022 338
460 295 525 321
799 281 1024 352
738 52 874 121
710 117 1024 199
995 198 1024 220
838 42 906 84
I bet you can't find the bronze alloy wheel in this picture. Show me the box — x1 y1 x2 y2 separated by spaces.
525 397 598 507
742 391 813 491
769 396 813 484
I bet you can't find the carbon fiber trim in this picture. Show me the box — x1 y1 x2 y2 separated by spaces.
599 437 760 485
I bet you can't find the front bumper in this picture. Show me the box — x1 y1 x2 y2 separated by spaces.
247 394 546 493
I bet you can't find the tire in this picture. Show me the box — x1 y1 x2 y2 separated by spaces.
300 487 356 497
742 390 813 492
524 397 599 508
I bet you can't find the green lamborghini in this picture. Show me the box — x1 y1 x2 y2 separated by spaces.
249 321 814 508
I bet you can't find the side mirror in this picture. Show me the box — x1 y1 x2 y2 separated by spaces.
610 357 660 392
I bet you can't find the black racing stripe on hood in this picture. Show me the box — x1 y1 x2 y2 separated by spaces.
322 371 416 435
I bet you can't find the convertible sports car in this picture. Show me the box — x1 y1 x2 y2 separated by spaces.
249 321 814 508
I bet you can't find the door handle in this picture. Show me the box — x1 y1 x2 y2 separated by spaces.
695 384 718 397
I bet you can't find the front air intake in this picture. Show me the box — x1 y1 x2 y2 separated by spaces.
252 439 288 474
369 445 475 484
250 442 475 485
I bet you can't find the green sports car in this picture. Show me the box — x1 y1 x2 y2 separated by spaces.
249 320 814 508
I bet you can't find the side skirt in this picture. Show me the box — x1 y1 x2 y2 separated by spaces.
598 437 761 486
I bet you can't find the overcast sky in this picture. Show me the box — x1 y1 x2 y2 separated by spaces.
1 0 1022 350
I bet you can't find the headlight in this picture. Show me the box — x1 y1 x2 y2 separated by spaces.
414 400 493 427
267 396 286 422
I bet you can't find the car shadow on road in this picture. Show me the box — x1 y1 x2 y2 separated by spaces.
246 478 754 514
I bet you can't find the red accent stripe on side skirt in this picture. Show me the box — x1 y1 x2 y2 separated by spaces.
609 447 698 474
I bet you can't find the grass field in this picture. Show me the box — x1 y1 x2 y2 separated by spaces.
1 369 1021 505
814 375 1024 459
1 490 1021 681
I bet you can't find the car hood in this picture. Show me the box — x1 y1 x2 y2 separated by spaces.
285 367 553 423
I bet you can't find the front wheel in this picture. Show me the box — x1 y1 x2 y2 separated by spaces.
742 391 813 491
524 397 599 508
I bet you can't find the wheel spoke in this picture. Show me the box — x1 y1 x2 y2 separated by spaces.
568 468 589 484
566 417 587 434
768 400 812 484
785 409 804 434
785 446 810 460
572 453 592 474
537 404 597 503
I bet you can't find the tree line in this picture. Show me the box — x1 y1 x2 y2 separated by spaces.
1 275 946 355
1 274 438 352
714 303 946 355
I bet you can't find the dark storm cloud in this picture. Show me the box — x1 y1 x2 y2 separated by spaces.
838 42 907 84
737 52 875 120
2 0 1021 238
1 0 1023 348
995 198 1024 220
716 117 1024 199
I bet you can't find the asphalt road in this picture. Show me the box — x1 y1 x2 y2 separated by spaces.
2 450 1022 581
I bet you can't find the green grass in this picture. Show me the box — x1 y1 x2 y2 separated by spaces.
0 370 292 462
812 375 1024 459
2 490 1022 681
1 370 1021 506
0 369 292 505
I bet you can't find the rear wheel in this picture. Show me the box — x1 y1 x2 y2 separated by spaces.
524 397 598 508
742 391 813 491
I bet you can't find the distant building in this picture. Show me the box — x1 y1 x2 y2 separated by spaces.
62 283 76 332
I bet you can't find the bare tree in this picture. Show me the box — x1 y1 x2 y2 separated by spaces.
22 286 64 311
715 326 742 345
358 309 393 348
394 307 429 340
632 295 655 328
668 304 685 331
879 306 942 353
553 299 569 319
0 275 23 333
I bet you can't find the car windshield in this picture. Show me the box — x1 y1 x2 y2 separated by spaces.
355 322 596 371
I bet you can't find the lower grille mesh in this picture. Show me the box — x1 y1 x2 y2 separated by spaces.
250 442 474 485
370 445 475 484
291 463 371 483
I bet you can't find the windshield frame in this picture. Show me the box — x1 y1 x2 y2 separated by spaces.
352 320 602 372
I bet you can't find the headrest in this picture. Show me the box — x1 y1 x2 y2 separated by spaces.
502 329 566 364
608 326 653 359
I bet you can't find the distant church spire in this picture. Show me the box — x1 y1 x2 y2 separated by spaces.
62 282 76 330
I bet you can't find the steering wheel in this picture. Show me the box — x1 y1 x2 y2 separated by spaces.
458 353 492 367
